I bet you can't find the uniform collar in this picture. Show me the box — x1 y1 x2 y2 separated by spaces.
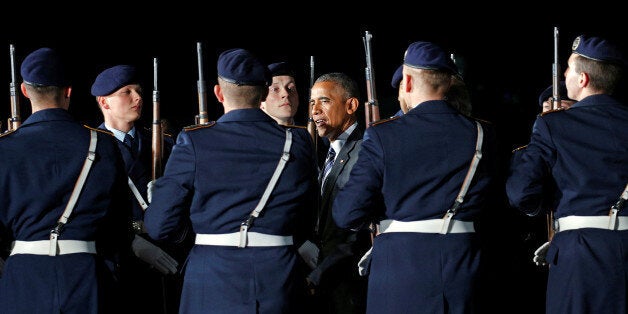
218 108 275 123
21 108 74 126
570 94 620 109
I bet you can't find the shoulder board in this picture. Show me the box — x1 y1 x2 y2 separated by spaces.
0 129 16 138
370 116 400 127
83 125 114 136
512 145 527 153
184 121 216 132
282 124 306 129
470 117 493 125
540 108 566 116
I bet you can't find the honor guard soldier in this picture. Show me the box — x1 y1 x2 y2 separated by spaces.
91 64 185 314
506 35 628 314
0 47 133 313
144 48 317 314
333 41 497 313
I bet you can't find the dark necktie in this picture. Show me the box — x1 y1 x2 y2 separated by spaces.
322 147 336 185
124 133 138 157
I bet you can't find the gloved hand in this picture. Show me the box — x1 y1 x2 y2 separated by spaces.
357 247 373 276
131 234 178 275
147 180 155 204
533 241 550 266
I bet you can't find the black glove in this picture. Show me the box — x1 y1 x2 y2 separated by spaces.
131 234 178 275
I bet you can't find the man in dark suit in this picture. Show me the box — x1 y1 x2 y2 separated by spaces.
0 47 132 313
144 48 318 314
307 72 370 313
333 41 497 313
92 64 185 314
506 35 628 314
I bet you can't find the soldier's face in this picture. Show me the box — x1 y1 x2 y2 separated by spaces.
102 84 143 123
261 75 299 123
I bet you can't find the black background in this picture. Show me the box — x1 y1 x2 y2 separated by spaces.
1 4 625 312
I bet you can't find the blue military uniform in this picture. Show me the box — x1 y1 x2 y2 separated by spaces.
92 64 186 314
333 41 497 313
145 48 317 314
506 35 628 314
0 48 132 313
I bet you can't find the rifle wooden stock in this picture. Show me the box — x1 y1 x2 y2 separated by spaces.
196 42 209 125
152 57 164 181
363 31 380 128
8 44 20 131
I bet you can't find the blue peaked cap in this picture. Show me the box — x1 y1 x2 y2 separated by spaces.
91 65 139 96
268 61 295 77
217 48 271 86
572 35 626 66
403 41 458 74
21 47 70 87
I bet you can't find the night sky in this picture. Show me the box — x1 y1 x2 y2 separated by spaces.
1 4 626 311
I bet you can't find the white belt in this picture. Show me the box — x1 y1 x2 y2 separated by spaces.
557 215 628 232
195 232 293 247
10 240 97 256
380 219 475 234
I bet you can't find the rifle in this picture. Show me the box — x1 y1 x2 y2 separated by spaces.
362 31 381 242
362 31 380 128
307 56 317 143
546 26 560 242
196 42 209 125
152 57 164 181
7 44 20 131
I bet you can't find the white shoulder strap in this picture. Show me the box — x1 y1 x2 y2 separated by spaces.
441 121 484 234
49 130 98 256
239 129 293 248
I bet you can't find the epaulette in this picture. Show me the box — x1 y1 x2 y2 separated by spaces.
540 107 566 116
512 145 527 153
183 121 216 132
282 124 306 129
83 124 114 136
0 129 15 138
471 117 493 126
370 116 400 127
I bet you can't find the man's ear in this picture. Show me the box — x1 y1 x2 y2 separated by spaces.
20 83 29 98
214 84 224 103
97 96 109 110
346 97 359 114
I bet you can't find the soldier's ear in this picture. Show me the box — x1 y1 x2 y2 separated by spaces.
97 96 109 110
20 83 29 98
214 84 224 103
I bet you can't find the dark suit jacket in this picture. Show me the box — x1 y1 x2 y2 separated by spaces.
309 124 370 313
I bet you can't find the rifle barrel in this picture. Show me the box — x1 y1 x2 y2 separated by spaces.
363 31 380 128
197 42 208 124
552 26 561 110
8 44 21 131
